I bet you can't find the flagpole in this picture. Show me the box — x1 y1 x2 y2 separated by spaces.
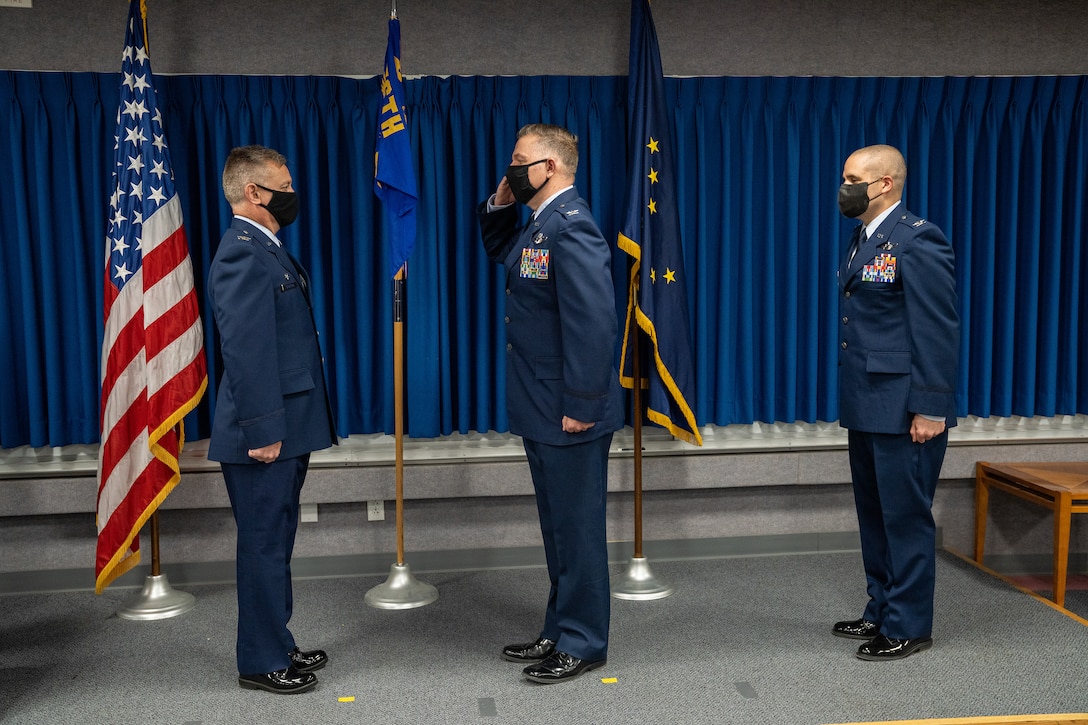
365 264 437 610
116 502 196 620
632 324 644 559
611 280 675 601
394 265 405 566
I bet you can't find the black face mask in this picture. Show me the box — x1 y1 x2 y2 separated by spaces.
837 179 879 218
255 184 299 228
505 159 548 206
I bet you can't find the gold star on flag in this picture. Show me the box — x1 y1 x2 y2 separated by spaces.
647 199 657 214
664 268 677 284
646 137 660 153
650 268 657 283
647 168 659 184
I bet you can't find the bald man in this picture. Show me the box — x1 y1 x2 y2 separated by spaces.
831 144 959 661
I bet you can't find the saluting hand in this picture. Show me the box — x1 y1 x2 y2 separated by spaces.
494 177 515 207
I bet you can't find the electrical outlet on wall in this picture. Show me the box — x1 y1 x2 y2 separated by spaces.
368 500 385 521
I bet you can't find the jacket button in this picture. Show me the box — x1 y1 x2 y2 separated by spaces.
841 316 848 324
505 288 511 296
844 291 851 298
841 341 848 349
504 316 510 324
506 343 512 351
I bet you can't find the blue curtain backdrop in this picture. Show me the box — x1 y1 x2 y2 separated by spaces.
1 72 1086 449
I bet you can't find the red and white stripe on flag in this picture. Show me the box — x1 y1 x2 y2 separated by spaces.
96 1 207 594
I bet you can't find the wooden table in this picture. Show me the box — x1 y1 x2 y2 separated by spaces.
975 461 1088 607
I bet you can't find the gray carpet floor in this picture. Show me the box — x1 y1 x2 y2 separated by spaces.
1060 590 1088 622
3 550 1088 725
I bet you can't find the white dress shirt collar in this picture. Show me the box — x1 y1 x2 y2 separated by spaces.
532 185 574 220
864 200 902 240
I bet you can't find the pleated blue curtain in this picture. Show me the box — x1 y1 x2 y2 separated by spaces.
0 73 1086 448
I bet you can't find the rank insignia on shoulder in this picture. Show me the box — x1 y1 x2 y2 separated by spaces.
912 219 927 227
532 232 547 246
239 234 251 241
565 209 580 216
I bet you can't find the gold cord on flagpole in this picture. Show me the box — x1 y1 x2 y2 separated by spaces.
140 0 150 54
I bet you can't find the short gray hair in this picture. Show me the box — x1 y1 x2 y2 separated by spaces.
222 145 287 205
517 124 579 175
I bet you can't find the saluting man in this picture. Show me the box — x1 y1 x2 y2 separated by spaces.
478 124 624 684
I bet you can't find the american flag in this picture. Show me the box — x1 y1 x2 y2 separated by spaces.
95 0 207 594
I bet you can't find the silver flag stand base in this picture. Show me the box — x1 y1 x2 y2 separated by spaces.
365 563 438 610
117 573 196 620
610 556 675 600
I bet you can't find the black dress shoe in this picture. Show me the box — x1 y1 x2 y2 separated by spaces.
289 647 328 673
832 618 880 640
502 637 556 663
522 651 606 684
856 635 933 661
238 665 317 694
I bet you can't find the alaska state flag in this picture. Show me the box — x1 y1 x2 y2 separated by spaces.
374 14 418 278
617 0 702 446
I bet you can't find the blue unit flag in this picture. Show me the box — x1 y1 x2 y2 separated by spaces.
374 15 418 278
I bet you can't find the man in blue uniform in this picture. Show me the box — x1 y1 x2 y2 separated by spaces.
478 124 624 684
208 145 337 693
832 144 959 661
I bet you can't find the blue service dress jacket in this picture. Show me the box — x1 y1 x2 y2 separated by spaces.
207 217 337 463
837 207 959 433
478 188 623 445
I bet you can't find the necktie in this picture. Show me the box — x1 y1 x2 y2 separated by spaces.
849 228 866 268
285 250 308 292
